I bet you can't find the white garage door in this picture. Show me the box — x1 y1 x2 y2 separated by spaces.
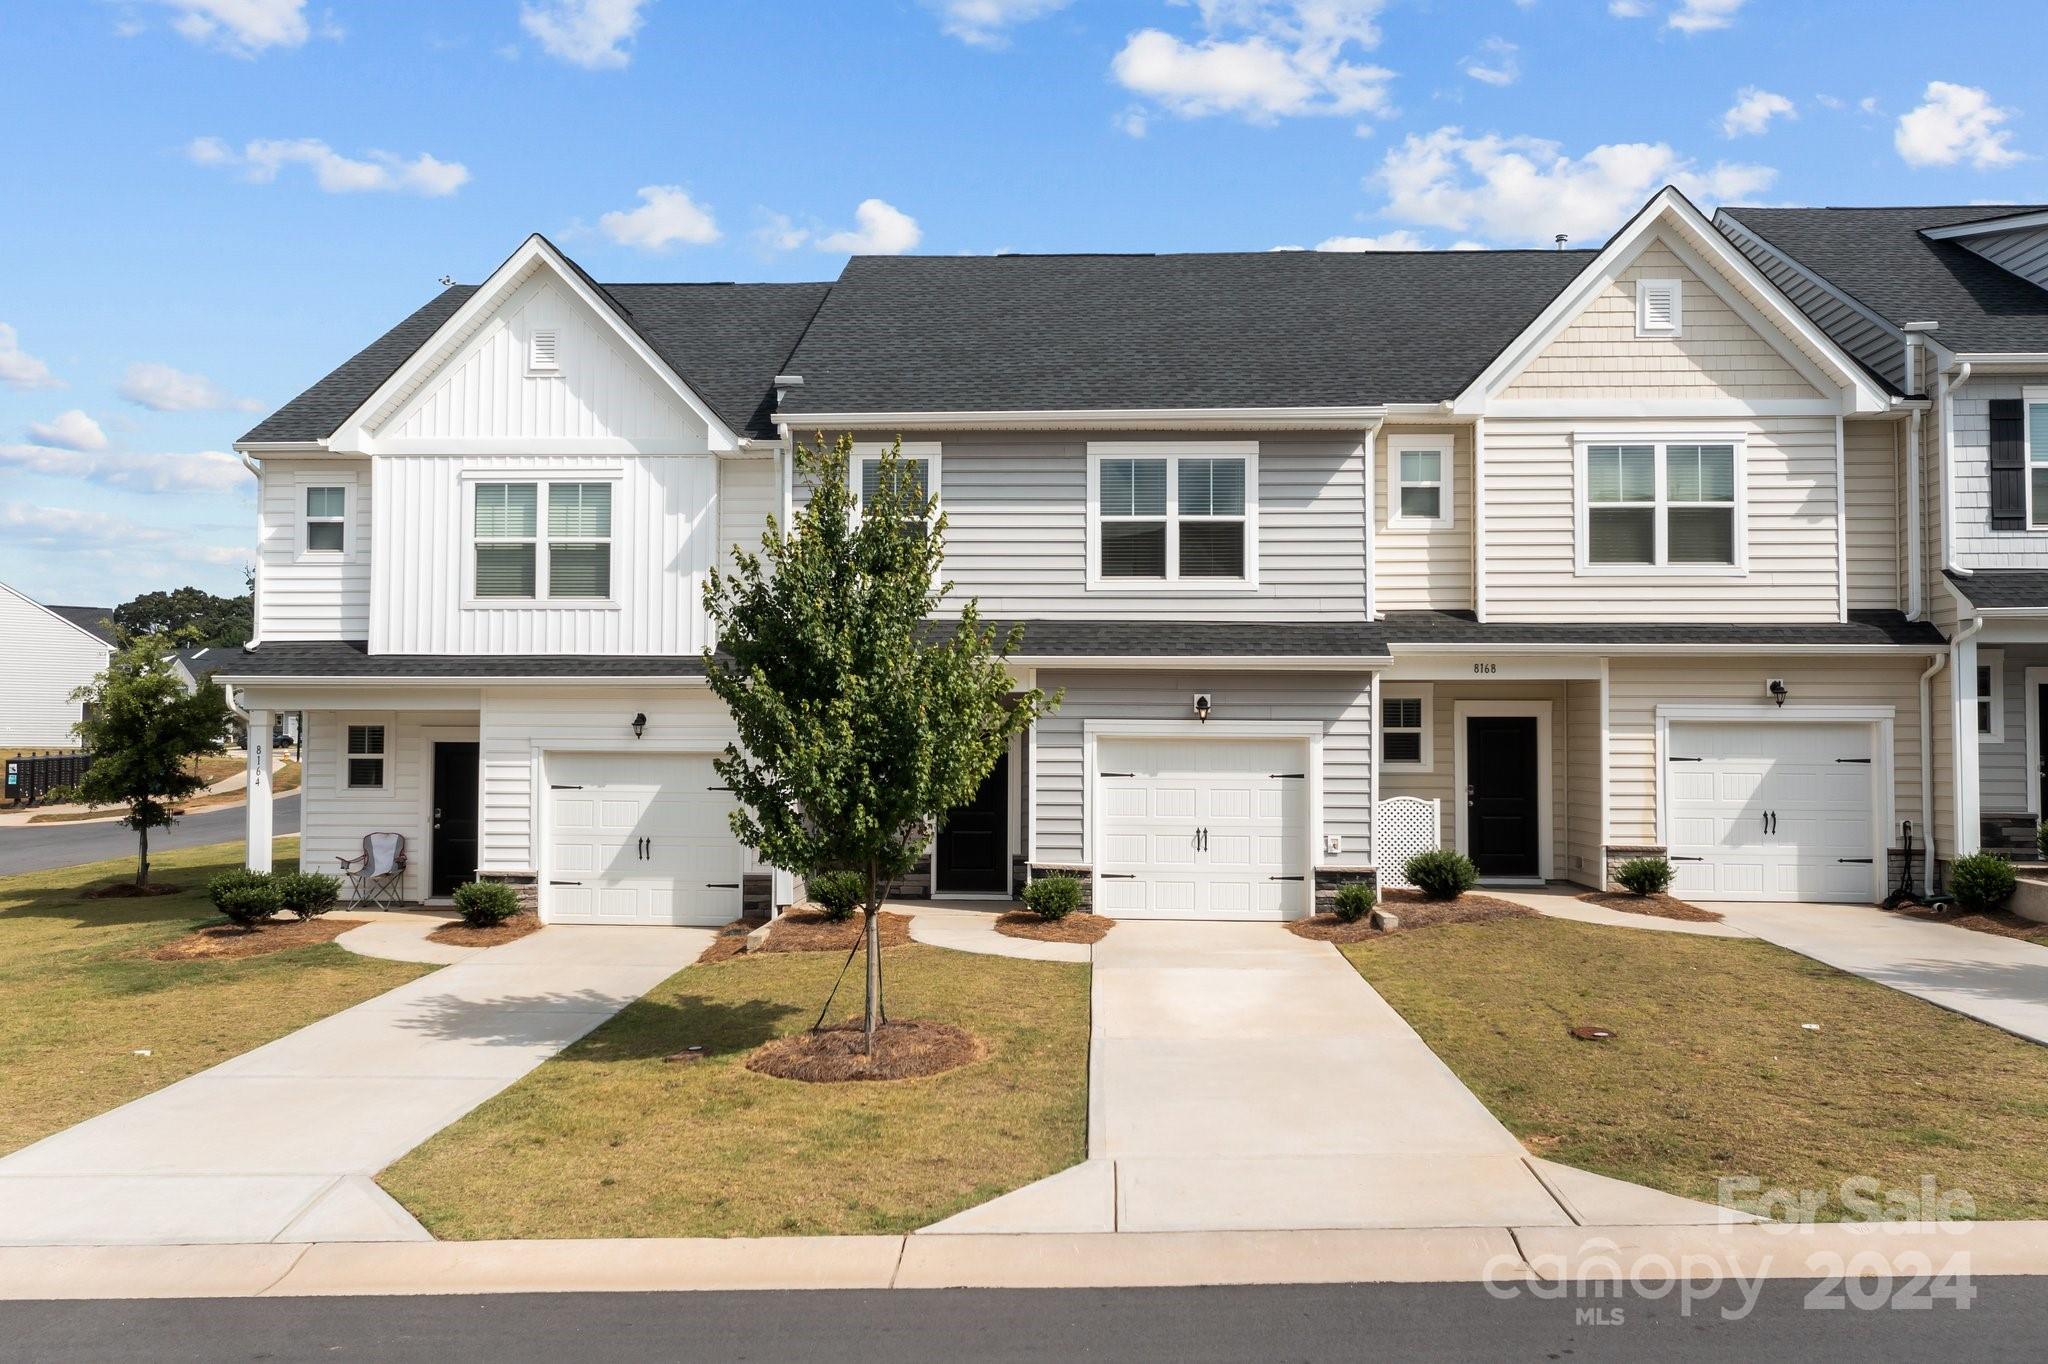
1095 736 1310 920
1665 721 1876 903
546 752 746 925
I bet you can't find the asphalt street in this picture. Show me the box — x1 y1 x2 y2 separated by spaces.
0 793 299 876
4 1279 2044 1362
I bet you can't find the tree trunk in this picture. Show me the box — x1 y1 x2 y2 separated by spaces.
863 864 883 1053
135 821 150 888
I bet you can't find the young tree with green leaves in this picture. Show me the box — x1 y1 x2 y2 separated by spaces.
704 434 1058 1050
71 633 233 887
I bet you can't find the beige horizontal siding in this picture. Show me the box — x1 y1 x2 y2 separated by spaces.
1377 682 1568 872
1845 418 1900 611
1565 678 1602 885
1374 424 1472 612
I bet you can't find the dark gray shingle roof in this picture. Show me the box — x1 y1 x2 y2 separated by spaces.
1719 206 2048 357
215 640 710 680
779 249 1595 415
47 605 117 645
241 287 477 444
1944 570 2048 611
1378 611 1944 648
987 620 1389 661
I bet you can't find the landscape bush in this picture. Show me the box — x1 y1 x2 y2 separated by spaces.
453 880 521 928
1950 853 2018 915
1403 850 1479 902
1331 882 1378 923
273 871 342 919
1613 857 1676 897
206 868 272 912
212 880 282 929
807 870 868 922
1021 875 1083 921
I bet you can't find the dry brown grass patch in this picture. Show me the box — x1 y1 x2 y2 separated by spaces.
1579 891 1723 923
746 1019 985 1083
997 911 1112 944
428 913 540 947
147 916 358 961
83 882 184 899
756 909 912 954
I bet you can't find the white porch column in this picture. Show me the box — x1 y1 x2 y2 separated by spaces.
245 708 273 872
1953 636 1981 858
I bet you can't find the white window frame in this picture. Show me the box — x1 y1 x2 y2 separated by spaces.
848 441 942 525
1084 441 1261 591
1379 684 1434 772
527 329 560 376
1573 433 1747 578
2024 387 2048 531
342 721 388 792
1385 433 1455 531
460 468 624 609
296 479 352 563
1635 277 1683 339
1978 648 2006 743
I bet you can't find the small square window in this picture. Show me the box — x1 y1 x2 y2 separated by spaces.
1380 691 1431 769
346 724 385 789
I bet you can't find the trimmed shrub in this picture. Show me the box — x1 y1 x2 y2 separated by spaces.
1613 857 1676 897
1950 853 2018 914
1021 875 1083 921
453 880 521 928
1404 850 1479 902
1332 882 1377 924
808 870 868 922
207 868 273 912
273 871 342 919
215 882 282 929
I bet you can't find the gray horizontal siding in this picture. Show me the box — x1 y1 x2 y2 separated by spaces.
1954 374 2048 569
1031 669 1375 865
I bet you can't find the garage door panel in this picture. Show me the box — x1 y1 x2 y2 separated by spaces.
1666 721 1875 904
545 753 746 927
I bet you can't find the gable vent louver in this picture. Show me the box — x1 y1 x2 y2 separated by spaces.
529 329 559 371
1637 279 1682 337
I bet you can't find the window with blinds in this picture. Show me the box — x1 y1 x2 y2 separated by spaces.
346 724 385 789
1095 454 1249 582
2029 398 2048 529
471 481 613 600
474 483 538 597
1583 440 1738 570
855 455 934 535
304 486 346 554
547 482 612 598
1381 692 1428 766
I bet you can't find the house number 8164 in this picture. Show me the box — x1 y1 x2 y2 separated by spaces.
1472 663 1498 675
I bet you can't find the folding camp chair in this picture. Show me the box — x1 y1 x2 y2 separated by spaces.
339 832 408 908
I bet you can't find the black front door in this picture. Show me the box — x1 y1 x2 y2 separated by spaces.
936 752 1009 894
431 742 480 897
1466 716 1540 879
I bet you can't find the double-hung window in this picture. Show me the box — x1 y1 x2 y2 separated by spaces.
851 444 939 535
1579 437 1741 572
1088 444 1257 586
345 724 385 789
303 486 347 556
472 481 612 601
1386 435 1454 530
2028 391 2048 529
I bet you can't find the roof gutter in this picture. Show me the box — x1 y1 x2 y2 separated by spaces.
772 406 1390 432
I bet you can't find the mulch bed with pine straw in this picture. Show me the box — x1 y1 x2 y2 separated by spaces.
755 909 913 954
1289 890 1537 942
746 1019 986 1083
1578 891 1724 923
1288 913 1380 943
995 911 1114 944
84 883 184 899
427 913 541 948
147 916 358 961
695 919 757 964
1902 904 2048 945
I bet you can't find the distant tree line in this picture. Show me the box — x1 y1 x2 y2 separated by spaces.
111 577 253 649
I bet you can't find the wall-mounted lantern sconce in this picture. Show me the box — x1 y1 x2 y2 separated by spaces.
1766 679 1789 708
1192 693 1213 723
631 712 648 738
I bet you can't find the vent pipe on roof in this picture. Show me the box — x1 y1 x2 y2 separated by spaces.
1554 234 1569 251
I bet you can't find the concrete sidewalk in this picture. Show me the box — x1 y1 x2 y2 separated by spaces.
0 926 709 1247
1706 901 2048 1044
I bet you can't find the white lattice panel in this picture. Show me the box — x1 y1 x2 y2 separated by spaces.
1374 797 1442 889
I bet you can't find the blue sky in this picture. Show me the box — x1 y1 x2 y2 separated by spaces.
2 0 2043 609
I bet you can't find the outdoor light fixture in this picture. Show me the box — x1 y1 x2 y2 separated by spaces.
1192 693 1213 723
1767 679 1789 708
631 712 647 738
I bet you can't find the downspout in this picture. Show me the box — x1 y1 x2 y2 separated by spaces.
1471 411 1487 624
1939 359 1974 578
1918 647 1947 896
1950 598 1986 862
1361 415 1385 621
1905 407 1923 619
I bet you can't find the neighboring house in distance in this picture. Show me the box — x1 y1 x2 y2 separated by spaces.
1721 204 2048 858
219 188 1951 924
0 585 115 749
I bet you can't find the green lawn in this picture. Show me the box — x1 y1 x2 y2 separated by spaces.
0 837 430 1155
381 944 1091 1239
1342 916 2048 1221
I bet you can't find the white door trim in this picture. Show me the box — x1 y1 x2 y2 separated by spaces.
1081 719 1324 914
1653 703 1895 903
934 732 1021 899
2026 668 2048 819
1451 700 1554 883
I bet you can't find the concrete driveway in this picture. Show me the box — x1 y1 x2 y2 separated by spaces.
0 794 300 877
927 920 1732 1235
1704 901 2048 1044
0 925 707 1246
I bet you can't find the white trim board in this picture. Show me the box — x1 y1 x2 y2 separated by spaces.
1451 700 1555 884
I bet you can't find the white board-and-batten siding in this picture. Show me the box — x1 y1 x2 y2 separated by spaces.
0 586 110 748
1029 671 1374 866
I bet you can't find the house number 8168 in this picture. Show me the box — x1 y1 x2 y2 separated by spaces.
1472 663 1498 675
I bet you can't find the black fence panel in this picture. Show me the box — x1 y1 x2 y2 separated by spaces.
4 752 93 805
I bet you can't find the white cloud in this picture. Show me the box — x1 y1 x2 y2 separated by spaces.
118 362 263 413
155 0 311 56
754 211 813 252
598 186 721 250
0 445 252 495
1314 230 1429 251
25 411 108 452
1114 106 1151 138
187 137 470 196
1608 1 1650 16
0 323 62 391
1608 0 1743 29
1461 38 1519 88
1895 82 2025 170
1375 126 1776 246
1111 1 1395 125
817 199 923 255
927 0 1071 47
521 0 648 70
0 501 251 575
1722 87 1795 137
